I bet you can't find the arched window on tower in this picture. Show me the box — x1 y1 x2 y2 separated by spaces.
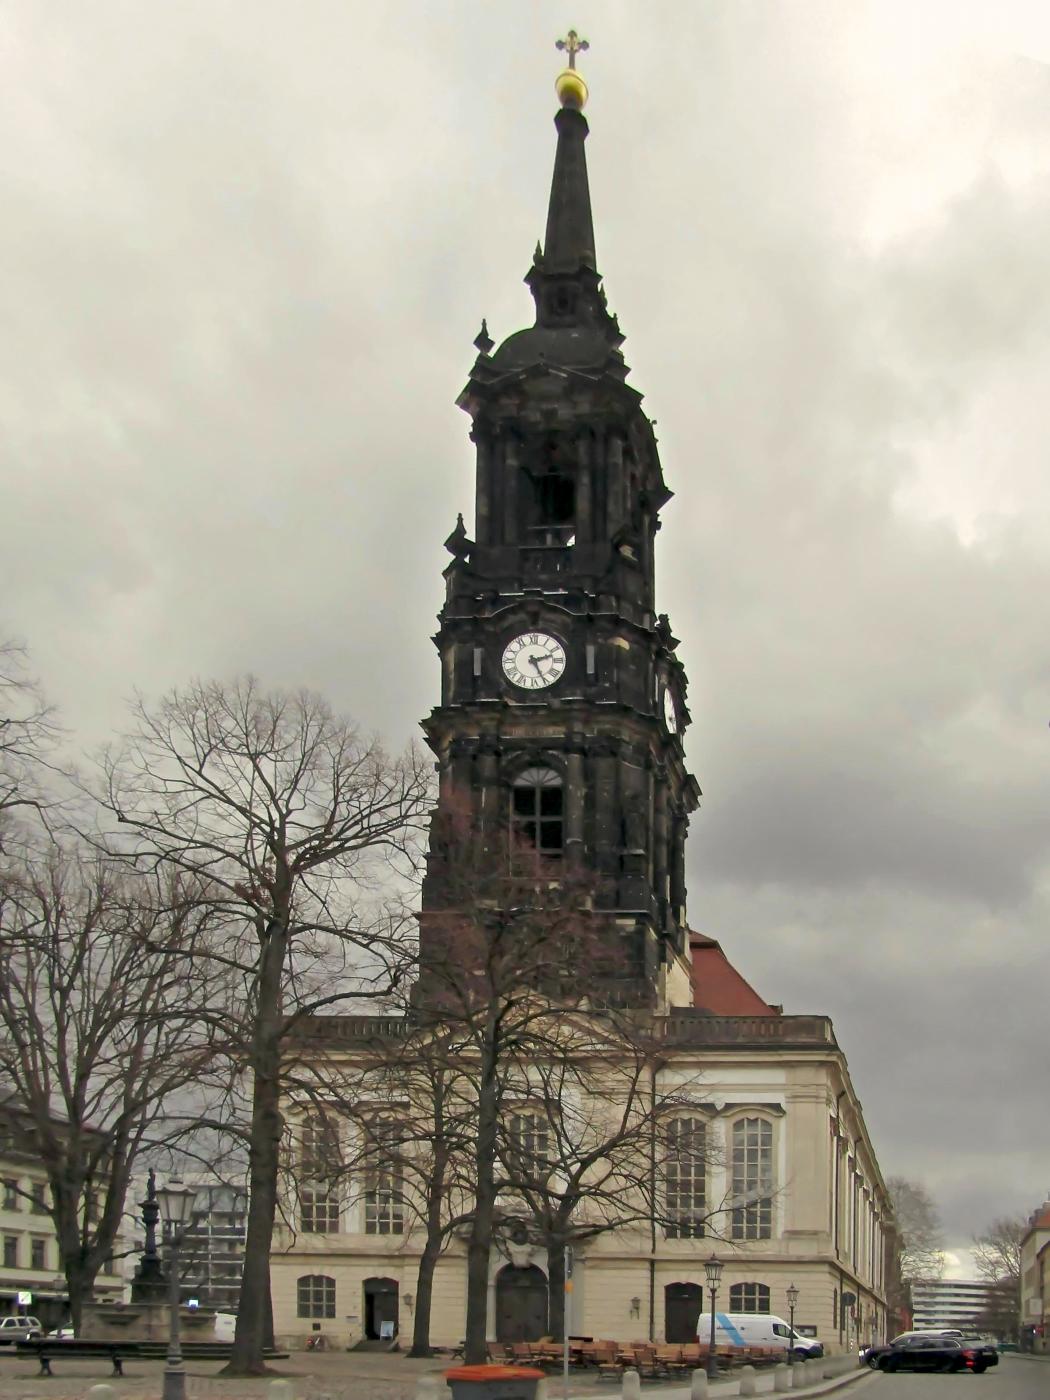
511 767 564 860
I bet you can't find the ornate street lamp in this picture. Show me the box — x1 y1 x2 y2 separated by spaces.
155 1179 198 1400
786 1283 800 1366
704 1255 723 1381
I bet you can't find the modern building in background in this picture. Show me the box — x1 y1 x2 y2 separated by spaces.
910 1279 997 1331
0 1096 123 1328
125 1176 247 1313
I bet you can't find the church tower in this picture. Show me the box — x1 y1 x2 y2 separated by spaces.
421 41 700 1008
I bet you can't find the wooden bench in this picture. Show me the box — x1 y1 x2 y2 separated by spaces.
17 1339 141 1376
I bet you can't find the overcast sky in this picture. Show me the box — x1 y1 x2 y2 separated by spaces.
4 1 1050 1270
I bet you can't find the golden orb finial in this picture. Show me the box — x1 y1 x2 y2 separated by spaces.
555 29 589 109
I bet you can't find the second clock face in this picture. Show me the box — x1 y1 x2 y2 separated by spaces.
502 632 566 690
663 687 678 733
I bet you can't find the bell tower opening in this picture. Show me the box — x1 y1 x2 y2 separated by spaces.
528 433 576 545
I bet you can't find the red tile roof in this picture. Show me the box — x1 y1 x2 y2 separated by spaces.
688 931 779 1016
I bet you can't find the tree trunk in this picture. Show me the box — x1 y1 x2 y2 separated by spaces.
223 922 286 1376
410 1230 443 1357
64 1254 96 1336
464 1035 499 1364
409 1137 451 1357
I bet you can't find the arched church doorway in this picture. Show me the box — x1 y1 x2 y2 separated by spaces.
495 1264 548 1342
363 1277 399 1340
665 1282 702 1343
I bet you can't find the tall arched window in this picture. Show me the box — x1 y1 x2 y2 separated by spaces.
729 1282 770 1313
297 1274 335 1318
511 767 564 858
665 1116 706 1239
731 1117 774 1240
299 1113 341 1234
361 1117 405 1236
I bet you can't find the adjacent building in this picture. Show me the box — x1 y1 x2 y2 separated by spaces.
269 45 891 1356
0 1096 124 1328
1020 1200 1050 1352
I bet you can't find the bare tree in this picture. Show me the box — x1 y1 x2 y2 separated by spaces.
886 1177 946 1294
0 641 59 846
0 846 216 1329
93 678 431 1374
498 1045 718 1342
973 1215 1026 1340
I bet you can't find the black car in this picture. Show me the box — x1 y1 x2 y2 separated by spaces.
860 1330 961 1369
877 1336 988 1373
957 1338 998 1370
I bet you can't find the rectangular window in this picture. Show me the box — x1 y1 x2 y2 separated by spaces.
30 1181 48 1215
299 1188 340 1235
731 1117 774 1241
2 1179 18 1210
665 1117 706 1239
297 1274 335 1319
363 1166 405 1235
30 1238 46 1270
507 1111 551 1183
3 1235 17 1268
300 1113 342 1178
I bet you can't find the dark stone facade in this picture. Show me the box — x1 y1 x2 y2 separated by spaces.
419 103 700 1005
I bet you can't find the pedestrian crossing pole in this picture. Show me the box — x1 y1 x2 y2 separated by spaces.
563 1246 573 1400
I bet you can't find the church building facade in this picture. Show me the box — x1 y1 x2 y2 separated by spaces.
270 47 892 1357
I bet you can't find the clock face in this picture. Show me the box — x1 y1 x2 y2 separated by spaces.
502 632 566 690
663 687 678 733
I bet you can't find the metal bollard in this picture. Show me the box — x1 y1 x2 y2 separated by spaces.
622 1367 642 1400
738 1364 757 1398
691 1368 709 1400
415 1379 442 1400
773 1363 791 1392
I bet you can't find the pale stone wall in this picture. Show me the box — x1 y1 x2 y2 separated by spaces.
271 1031 891 1356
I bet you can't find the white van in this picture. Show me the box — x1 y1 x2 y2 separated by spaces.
696 1313 824 1359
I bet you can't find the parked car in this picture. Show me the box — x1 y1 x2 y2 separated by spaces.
0 1316 43 1345
46 1326 75 1340
695 1312 825 1358
860 1329 963 1369
876 1336 990 1373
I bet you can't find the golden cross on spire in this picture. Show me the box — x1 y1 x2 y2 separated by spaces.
556 29 589 70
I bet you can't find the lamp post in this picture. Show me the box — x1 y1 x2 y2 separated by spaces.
704 1255 723 1382
786 1284 800 1366
155 1179 198 1400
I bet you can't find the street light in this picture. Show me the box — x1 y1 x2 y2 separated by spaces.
704 1255 723 1382
786 1283 800 1366
155 1179 198 1400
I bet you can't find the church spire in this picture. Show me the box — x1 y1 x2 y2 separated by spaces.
542 106 596 274
543 30 595 274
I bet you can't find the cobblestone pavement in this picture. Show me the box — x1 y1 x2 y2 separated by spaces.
0 1350 870 1400
0 1351 721 1400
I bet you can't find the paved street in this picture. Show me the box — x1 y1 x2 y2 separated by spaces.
863 1358 1047 1400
